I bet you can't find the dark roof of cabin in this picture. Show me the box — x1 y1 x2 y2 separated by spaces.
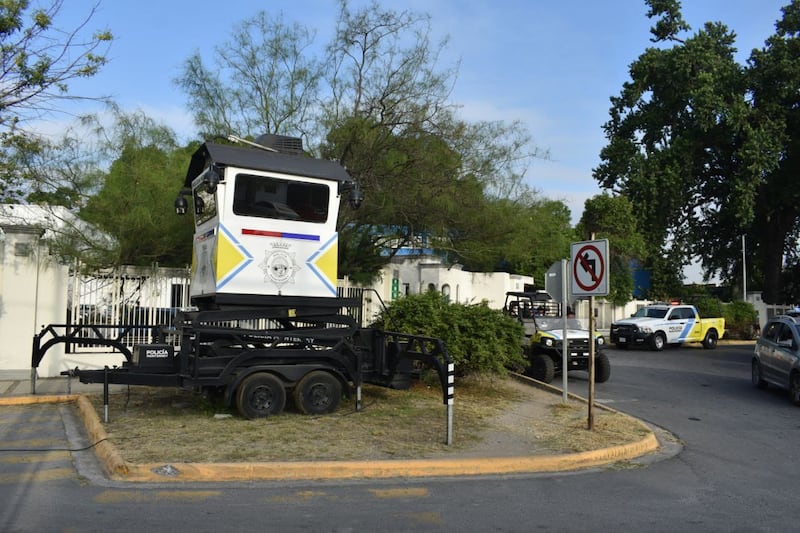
184 142 352 188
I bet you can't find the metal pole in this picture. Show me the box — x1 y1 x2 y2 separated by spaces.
561 259 568 403
742 235 747 301
588 296 595 430
103 366 110 423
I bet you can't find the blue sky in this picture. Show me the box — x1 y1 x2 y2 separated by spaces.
51 0 786 282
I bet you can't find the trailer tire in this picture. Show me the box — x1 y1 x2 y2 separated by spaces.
293 371 342 415
236 372 286 419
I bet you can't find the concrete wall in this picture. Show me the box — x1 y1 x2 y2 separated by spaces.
0 226 68 378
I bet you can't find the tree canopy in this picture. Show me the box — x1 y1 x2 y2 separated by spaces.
595 0 800 303
176 1 557 283
0 0 112 201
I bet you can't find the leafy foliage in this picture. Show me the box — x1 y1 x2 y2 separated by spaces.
76 110 196 268
576 194 646 305
178 2 554 283
0 0 112 202
595 0 800 304
721 300 758 340
371 291 527 375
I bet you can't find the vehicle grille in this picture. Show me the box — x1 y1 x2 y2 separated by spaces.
611 324 638 336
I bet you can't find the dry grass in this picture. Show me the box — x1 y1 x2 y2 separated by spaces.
84 375 648 464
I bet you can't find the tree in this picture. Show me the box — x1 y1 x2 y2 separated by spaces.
576 194 647 305
0 0 112 201
320 1 546 281
76 110 195 268
594 0 790 301
745 1 800 303
175 10 323 141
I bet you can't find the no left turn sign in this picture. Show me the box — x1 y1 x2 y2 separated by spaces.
570 239 609 296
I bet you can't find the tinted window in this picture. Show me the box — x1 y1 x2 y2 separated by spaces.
778 323 794 344
233 173 329 223
763 321 782 342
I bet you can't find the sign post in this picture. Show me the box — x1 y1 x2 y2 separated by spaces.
570 239 609 430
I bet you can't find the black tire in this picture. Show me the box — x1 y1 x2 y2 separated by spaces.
650 332 666 351
790 372 800 406
527 352 555 383
293 371 342 415
595 352 611 383
236 372 286 419
751 359 768 390
702 330 719 349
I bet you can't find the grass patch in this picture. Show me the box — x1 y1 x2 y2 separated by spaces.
83 375 646 463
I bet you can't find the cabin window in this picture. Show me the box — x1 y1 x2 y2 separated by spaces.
192 184 217 226
233 173 329 223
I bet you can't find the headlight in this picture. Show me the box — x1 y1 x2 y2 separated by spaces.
543 338 554 347
640 326 652 334
596 336 605 345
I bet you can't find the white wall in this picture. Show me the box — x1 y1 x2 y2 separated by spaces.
0 227 69 377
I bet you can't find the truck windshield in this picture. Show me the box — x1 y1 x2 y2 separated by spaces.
633 308 668 318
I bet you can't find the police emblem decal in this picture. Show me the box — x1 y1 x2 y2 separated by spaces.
260 243 300 288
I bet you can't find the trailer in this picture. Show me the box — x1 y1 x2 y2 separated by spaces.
31 134 453 430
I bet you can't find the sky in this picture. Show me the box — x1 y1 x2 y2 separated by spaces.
47 0 790 280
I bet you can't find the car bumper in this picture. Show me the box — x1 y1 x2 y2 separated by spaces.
610 330 651 346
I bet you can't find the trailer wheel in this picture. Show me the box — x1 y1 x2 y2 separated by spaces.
293 371 342 415
236 372 286 419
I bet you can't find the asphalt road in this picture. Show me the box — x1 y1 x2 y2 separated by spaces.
2 342 798 532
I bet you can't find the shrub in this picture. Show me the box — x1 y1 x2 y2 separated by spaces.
721 301 758 339
371 291 526 375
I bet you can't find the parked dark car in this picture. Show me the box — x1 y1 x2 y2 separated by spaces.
752 315 800 404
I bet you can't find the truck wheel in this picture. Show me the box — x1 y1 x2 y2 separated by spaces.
650 332 666 351
236 372 286 419
702 330 718 349
595 353 611 383
293 371 342 415
527 353 555 383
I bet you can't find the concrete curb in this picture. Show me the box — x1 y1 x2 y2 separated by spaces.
3 384 661 483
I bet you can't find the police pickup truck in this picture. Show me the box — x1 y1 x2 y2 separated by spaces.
610 304 725 351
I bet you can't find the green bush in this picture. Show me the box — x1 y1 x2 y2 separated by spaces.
371 291 526 375
687 296 724 319
721 301 758 339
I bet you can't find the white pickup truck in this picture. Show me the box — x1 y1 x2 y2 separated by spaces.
610 304 726 351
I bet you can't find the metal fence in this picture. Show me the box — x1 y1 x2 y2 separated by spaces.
65 264 370 353
67 264 191 352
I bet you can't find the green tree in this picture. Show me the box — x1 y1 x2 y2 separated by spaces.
77 110 195 267
320 1 545 281
175 2 547 283
745 1 800 303
594 0 787 300
0 0 112 201
576 194 647 305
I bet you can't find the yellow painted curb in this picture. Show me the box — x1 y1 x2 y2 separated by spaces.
1 389 660 483
0 394 79 405
119 432 659 482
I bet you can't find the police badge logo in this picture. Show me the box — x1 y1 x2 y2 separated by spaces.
260 242 300 289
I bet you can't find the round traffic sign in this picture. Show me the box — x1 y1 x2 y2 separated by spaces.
572 244 605 292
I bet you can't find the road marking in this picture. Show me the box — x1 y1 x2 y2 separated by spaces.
0 468 75 484
0 451 71 464
94 490 221 504
369 487 429 499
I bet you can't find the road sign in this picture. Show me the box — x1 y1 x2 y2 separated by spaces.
570 239 609 296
